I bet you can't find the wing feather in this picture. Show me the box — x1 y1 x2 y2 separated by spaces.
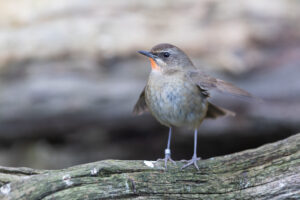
133 88 148 115
187 70 252 99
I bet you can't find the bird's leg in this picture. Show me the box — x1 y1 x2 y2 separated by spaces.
181 129 201 170
156 127 176 169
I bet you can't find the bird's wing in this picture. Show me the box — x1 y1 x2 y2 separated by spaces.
187 70 253 99
133 87 148 115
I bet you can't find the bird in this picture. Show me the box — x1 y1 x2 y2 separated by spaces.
133 43 252 170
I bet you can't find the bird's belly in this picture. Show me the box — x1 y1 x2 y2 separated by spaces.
146 81 208 128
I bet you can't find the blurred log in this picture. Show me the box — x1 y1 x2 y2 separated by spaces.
1 0 300 169
0 133 299 200
0 58 300 139
1 0 300 139
1 0 300 72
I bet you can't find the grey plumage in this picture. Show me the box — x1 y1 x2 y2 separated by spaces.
134 43 252 170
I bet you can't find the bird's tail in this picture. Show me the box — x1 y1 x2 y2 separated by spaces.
205 102 235 119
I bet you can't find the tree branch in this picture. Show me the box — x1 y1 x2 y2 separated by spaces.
0 133 299 199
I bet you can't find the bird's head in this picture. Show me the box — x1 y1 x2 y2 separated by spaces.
138 43 194 72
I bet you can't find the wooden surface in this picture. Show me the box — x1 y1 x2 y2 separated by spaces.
0 133 299 199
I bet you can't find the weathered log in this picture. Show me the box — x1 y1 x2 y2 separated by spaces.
0 133 299 200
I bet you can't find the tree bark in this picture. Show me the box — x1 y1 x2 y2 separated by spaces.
0 133 299 200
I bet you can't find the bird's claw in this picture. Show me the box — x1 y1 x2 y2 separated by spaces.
181 156 201 170
156 152 176 170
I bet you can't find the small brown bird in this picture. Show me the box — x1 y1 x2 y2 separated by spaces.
134 43 252 170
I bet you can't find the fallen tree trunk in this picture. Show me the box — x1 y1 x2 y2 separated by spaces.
0 133 299 200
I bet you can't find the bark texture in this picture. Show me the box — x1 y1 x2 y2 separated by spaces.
0 133 299 200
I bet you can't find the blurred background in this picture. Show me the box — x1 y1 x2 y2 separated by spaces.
0 0 300 169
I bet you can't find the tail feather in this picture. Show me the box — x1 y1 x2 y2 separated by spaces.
206 102 235 119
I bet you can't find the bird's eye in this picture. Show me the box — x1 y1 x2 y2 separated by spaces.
163 52 170 58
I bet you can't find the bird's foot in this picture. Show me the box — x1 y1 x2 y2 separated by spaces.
181 155 201 170
156 149 176 170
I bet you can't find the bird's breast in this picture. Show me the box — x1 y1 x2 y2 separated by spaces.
145 74 208 128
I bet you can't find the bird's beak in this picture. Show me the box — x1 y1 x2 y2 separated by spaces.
138 50 157 60
138 50 161 71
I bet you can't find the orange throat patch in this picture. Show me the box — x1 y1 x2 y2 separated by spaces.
149 58 161 71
